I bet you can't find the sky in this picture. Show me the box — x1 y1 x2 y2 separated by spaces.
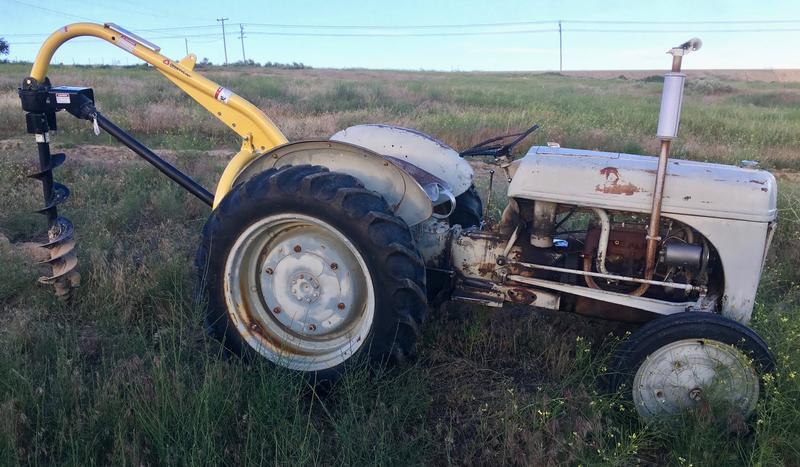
3 0 800 71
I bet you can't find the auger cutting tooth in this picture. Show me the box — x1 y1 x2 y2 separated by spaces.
27 153 66 179
37 217 80 301
34 182 70 214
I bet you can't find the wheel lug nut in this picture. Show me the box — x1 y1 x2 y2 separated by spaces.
337 302 345 310
293 245 302 253
250 322 260 331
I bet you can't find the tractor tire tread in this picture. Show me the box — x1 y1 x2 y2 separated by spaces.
195 164 427 381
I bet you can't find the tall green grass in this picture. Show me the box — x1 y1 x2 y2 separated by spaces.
1 66 799 464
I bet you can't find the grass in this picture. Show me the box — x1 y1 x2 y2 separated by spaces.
0 62 800 465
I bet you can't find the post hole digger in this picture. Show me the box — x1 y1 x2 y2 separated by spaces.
19 24 777 422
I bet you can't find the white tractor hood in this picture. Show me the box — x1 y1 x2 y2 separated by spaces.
508 146 777 223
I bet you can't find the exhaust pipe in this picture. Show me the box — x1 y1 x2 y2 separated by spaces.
631 38 701 297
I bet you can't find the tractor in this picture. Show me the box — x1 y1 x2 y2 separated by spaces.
18 24 776 422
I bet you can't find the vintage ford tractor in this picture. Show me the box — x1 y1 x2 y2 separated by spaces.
18 25 776 421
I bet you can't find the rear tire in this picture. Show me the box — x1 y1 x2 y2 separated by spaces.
609 312 774 422
196 165 427 382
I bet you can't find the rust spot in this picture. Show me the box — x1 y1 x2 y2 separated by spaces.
293 245 302 253
761 187 768 192
477 262 496 275
596 166 640 196
600 166 620 181
330 262 338 270
683 195 691 201
506 287 537 304
595 183 641 196
750 179 766 185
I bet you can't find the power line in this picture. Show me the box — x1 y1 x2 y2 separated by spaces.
568 27 800 33
241 18 800 29
240 20 555 29
6 18 800 38
7 0 97 22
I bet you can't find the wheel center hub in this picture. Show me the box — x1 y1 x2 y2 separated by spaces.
290 272 321 304
688 387 703 401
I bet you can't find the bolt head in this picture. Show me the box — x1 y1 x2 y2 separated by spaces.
293 245 302 253
330 262 338 270
272 307 281 314
265 267 274 275
308 324 317 331
337 302 345 310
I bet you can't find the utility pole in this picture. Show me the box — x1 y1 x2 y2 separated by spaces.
239 23 246 62
558 20 563 72
217 17 229 65
184 37 189 56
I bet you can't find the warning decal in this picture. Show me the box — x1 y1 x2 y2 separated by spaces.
214 86 234 104
118 35 136 53
55 93 71 104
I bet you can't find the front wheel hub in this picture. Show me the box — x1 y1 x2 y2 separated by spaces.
633 338 759 419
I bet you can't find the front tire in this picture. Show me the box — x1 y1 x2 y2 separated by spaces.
196 165 427 381
609 312 775 422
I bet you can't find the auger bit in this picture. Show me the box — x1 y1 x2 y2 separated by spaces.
18 81 84 301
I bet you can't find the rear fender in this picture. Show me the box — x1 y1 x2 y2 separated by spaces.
231 140 433 226
330 124 474 197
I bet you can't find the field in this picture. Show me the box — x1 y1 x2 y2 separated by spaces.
1 61 800 466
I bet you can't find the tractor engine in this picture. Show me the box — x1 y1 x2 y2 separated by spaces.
416 143 777 324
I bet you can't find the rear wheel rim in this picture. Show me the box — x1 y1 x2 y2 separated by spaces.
632 338 760 420
224 213 375 371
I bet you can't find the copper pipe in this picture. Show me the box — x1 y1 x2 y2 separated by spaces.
671 54 683 72
631 128 673 297
583 256 601 289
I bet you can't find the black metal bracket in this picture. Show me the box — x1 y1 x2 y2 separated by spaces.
19 83 214 207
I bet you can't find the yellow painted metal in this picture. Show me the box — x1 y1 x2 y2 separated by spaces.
28 23 288 207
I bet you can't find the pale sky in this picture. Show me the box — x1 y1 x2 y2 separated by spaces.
3 0 800 71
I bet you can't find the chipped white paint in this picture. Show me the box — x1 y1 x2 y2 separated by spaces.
331 124 474 197
508 146 777 223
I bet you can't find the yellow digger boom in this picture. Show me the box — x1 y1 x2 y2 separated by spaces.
28 22 288 207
